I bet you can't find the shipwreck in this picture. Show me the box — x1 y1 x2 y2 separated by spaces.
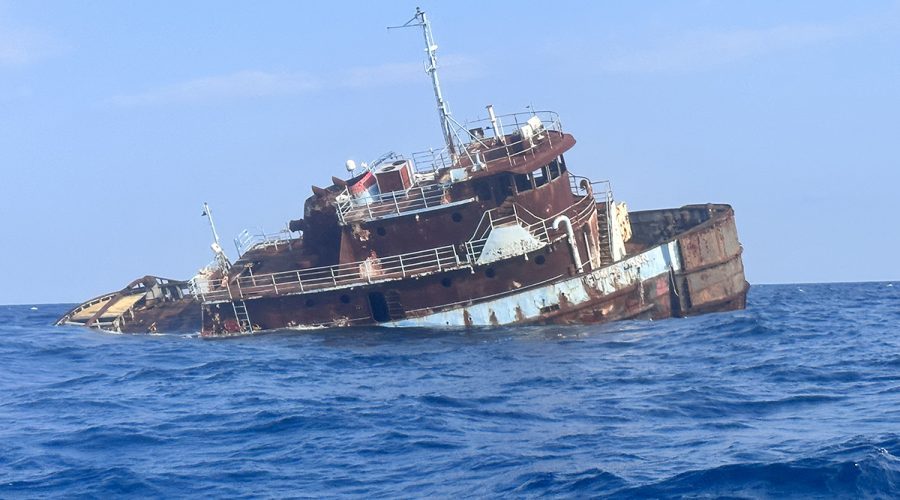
57 9 748 337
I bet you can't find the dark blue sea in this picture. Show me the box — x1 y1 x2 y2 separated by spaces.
2 283 899 498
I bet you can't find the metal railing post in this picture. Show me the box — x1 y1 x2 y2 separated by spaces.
607 195 614 258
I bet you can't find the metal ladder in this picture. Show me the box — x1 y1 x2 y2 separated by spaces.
596 203 613 265
231 300 253 333
385 290 407 320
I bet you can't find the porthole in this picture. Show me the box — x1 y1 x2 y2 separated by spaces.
305 298 315 307
535 255 546 265
441 277 452 288
485 268 496 278
376 226 387 236
451 212 463 223
340 294 351 304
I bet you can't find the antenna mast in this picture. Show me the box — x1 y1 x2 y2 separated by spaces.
202 202 230 270
389 7 456 158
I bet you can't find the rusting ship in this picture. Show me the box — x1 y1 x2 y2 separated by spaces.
56 9 748 337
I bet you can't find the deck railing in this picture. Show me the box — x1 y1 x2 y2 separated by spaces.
335 184 474 225
234 229 295 257
410 110 563 173
569 176 612 205
334 110 564 224
191 190 597 304
411 148 454 173
464 204 553 262
192 244 467 303
570 175 615 261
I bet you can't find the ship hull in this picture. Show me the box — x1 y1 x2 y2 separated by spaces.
382 205 747 328
57 204 747 336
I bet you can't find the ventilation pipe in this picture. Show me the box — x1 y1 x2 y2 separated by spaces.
487 104 504 144
552 215 582 270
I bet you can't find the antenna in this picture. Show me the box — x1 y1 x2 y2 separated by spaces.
202 202 221 247
202 202 230 270
388 7 456 159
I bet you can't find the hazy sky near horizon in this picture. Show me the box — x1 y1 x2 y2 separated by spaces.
1 1 898 304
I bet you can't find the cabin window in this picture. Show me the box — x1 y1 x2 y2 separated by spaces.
496 175 515 203
514 173 532 193
340 294 351 304
558 155 567 173
474 181 492 202
441 277 452 287
535 255 546 265
485 268 496 278
533 168 547 188
376 226 387 236
548 159 561 179
540 304 560 314
451 212 463 223
305 298 315 307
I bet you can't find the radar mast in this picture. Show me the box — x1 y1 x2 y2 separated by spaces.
389 7 456 159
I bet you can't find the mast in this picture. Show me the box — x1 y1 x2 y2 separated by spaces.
202 202 221 248
202 202 230 270
389 7 456 158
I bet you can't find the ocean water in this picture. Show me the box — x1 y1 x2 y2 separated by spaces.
1 282 899 498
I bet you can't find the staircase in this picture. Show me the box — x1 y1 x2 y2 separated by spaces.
494 202 552 244
596 202 614 265
231 300 254 333
492 201 517 221
385 290 407 320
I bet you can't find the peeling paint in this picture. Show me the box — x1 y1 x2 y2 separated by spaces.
514 306 526 322
476 224 545 265
386 240 682 327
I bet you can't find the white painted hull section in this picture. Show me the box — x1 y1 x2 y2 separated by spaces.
385 241 682 327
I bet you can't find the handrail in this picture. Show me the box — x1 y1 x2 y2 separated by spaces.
569 176 613 204
570 176 615 260
191 244 468 303
411 148 453 173
464 191 596 263
192 189 597 305
410 110 563 172
336 184 475 225
234 229 295 257
334 110 565 223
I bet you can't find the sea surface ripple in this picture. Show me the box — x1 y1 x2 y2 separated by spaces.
2 283 899 498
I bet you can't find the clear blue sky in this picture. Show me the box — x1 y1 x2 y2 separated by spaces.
1 1 898 305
